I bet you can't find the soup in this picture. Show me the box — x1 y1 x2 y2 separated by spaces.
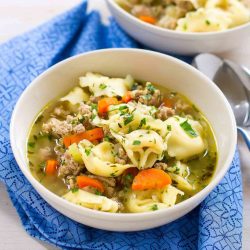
27 72 217 213
116 0 250 33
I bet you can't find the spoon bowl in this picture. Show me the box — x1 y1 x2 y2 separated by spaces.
192 53 250 149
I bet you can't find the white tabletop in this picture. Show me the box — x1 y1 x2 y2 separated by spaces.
0 0 249 249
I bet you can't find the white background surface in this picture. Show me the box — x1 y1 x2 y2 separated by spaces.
0 0 249 249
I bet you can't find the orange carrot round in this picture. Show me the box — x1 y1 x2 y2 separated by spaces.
98 97 119 114
76 176 104 193
45 160 58 175
139 15 156 25
63 128 104 147
132 169 171 191
122 91 132 103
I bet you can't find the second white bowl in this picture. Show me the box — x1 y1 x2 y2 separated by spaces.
106 0 250 55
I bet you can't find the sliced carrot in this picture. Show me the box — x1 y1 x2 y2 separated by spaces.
139 15 156 25
98 97 119 114
63 128 104 147
76 176 104 193
132 169 171 191
163 98 174 108
122 91 132 103
45 160 58 175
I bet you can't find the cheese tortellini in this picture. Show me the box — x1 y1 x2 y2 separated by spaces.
79 72 133 97
166 116 206 160
78 140 133 177
125 185 184 213
63 189 119 212
97 102 169 137
166 161 195 192
112 129 166 169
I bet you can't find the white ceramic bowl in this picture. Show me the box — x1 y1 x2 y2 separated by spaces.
10 49 237 231
106 0 250 55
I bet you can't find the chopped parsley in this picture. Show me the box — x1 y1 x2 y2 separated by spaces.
146 84 156 93
138 118 146 128
95 190 102 195
133 140 141 145
85 148 92 156
167 125 172 131
119 105 128 111
104 135 111 142
124 114 134 125
151 204 158 211
38 161 46 171
125 173 133 181
91 103 97 110
205 20 211 25
180 120 198 137
71 187 79 193
99 83 107 90
28 142 36 148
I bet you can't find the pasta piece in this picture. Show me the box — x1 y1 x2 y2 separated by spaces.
125 185 184 213
176 8 232 32
107 102 168 137
60 86 89 104
166 116 206 160
112 129 165 169
166 162 194 192
79 72 132 97
78 140 133 177
63 189 119 212
206 0 250 27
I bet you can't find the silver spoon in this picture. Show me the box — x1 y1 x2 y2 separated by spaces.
192 53 250 150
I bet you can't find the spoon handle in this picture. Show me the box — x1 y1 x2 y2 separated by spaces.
237 127 250 150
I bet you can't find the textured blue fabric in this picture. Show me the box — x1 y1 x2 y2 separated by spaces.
0 1 242 249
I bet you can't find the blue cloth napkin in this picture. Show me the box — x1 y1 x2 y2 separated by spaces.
0 2 243 249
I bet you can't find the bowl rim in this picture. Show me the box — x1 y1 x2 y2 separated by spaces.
10 48 237 221
106 0 250 38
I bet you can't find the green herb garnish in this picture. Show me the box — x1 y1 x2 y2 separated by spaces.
133 140 141 145
151 204 158 211
119 105 128 111
104 135 111 142
85 148 92 156
99 83 107 90
95 190 102 195
71 187 79 193
124 114 134 125
205 20 211 25
180 120 198 137
28 142 36 148
125 173 133 181
167 125 172 131
138 118 146 129
91 103 97 110
38 161 46 171
146 84 156 93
